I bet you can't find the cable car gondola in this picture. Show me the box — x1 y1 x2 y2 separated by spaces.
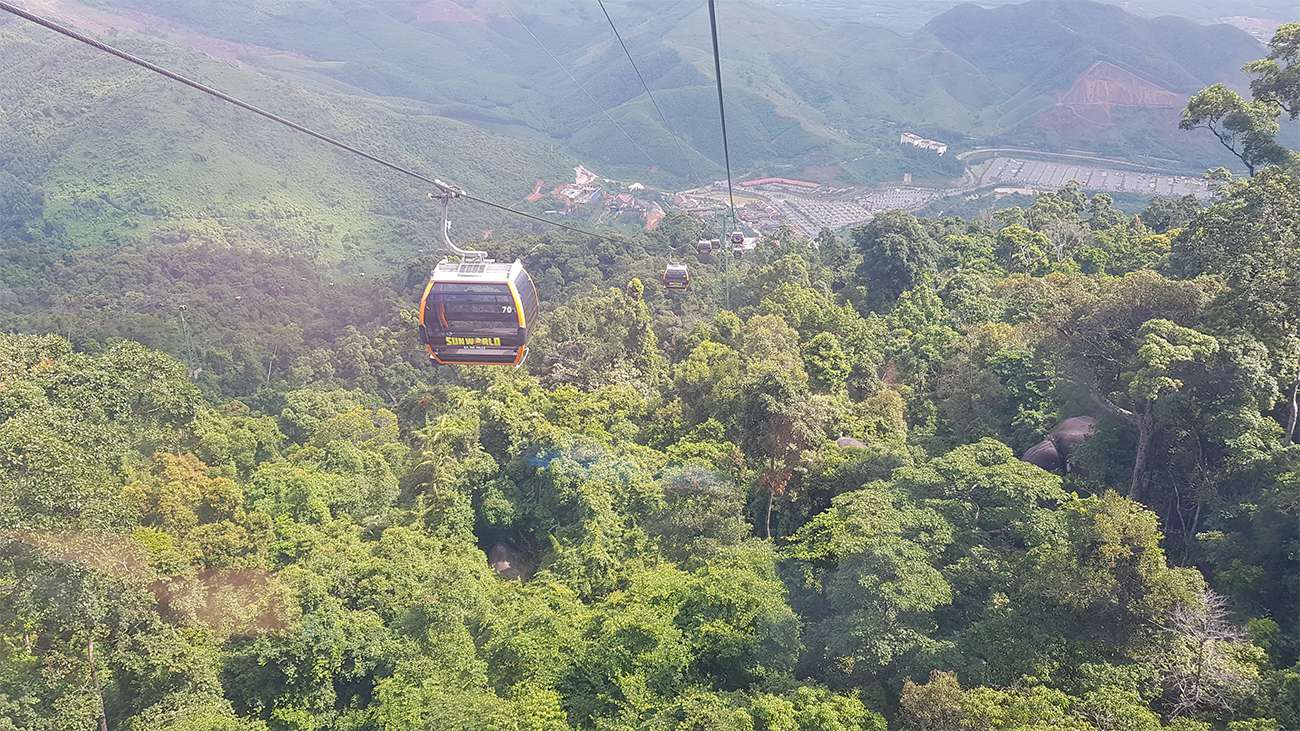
419 259 538 366
731 230 751 258
417 187 539 367
696 238 720 256
663 263 690 291
729 230 749 258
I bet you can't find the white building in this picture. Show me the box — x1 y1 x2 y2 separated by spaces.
900 132 949 156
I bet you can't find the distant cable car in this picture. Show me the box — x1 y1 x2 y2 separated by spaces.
417 186 539 367
696 238 721 256
732 232 750 258
663 263 690 291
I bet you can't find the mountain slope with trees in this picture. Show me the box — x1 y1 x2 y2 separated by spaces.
47 0 1270 183
0 16 579 264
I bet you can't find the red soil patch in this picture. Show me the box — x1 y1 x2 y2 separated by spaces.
1029 61 1185 136
1058 61 1182 110
644 206 664 231
526 179 545 202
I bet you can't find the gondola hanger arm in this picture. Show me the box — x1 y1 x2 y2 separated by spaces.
429 188 487 261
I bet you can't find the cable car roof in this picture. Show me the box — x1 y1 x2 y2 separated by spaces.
431 258 525 282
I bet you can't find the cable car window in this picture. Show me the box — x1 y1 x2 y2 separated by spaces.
428 283 519 337
514 271 538 325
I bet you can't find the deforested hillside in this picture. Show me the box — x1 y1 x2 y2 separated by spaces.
925 0 1264 94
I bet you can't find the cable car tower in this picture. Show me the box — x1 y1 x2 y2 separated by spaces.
417 182 539 367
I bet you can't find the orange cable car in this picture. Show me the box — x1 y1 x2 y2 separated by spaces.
417 186 539 367
419 259 538 366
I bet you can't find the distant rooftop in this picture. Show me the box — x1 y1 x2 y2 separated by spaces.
740 177 820 189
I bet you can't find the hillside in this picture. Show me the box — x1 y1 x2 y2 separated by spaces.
47 0 1263 184
925 1 1261 94
62 0 861 183
6 0 1300 726
920 0 1267 160
756 0 1297 30
0 16 581 264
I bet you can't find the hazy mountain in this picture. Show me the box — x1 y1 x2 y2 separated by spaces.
0 15 581 264
759 0 1297 30
60 0 1263 181
0 0 1273 233
919 0 1266 159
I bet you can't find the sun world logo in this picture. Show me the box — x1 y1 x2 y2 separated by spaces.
445 336 502 347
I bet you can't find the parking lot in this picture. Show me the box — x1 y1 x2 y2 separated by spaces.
978 158 1212 198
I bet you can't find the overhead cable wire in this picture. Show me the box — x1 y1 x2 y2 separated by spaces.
704 0 737 225
0 0 621 243
594 0 698 182
500 2 656 168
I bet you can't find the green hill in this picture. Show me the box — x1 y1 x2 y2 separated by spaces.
0 18 580 264
0 0 1275 240
924 1 1263 98
63 0 1264 180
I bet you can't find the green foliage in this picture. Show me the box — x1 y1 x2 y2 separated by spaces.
1181 85 1292 176
851 212 941 310
4 12 1300 722
1246 23 1300 120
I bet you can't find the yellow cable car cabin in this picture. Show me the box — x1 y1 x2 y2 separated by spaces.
418 259 538 367
663 263 690 291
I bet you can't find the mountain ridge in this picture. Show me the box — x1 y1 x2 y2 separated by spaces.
54 0 1262 181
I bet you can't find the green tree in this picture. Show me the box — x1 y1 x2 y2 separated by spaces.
851 211 940 310
1181 85 1290 176
804 332 851 395
1246 24 1300 119
996 225 1052 275
1140 196 1201 233
1044 273 1217 496
786 483 954 691
1171 168 1300 442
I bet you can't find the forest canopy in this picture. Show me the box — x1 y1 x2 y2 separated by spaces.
5 12 1300 731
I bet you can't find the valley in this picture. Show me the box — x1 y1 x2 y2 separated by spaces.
0 0 1284 258
541 145 1214 239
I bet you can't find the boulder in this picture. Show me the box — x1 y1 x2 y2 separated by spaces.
1020 416 1098 473
1022 438 1061 472
1052 416 1097 450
